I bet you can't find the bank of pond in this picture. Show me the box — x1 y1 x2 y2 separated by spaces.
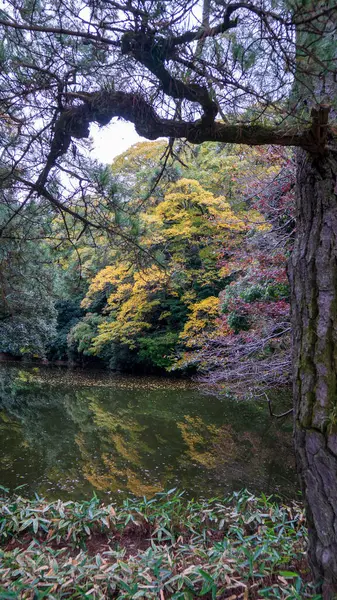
0 489 319 599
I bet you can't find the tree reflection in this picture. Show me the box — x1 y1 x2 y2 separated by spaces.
0 365 296 500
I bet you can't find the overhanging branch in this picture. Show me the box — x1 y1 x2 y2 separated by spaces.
28 90 331 218
34 90 330 193
55 89 321 151
16 175 165 265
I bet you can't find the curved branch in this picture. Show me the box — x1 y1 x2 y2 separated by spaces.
170 3 238 47
0 17 119 46
120 31 218 123
63 90 318 143
34 93 332 194
266 394 293 419
34 89 327 193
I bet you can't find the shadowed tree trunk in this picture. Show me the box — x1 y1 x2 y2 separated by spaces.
289 147 337 599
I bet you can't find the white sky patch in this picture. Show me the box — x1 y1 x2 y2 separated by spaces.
90 119 147 164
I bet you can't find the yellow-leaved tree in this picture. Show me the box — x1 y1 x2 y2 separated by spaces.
71 176 255 370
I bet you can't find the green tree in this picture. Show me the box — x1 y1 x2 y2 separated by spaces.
0 202 57 357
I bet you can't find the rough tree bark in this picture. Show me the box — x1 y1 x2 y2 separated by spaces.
289 147 337 599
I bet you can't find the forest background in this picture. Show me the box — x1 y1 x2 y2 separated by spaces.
0 138 294 394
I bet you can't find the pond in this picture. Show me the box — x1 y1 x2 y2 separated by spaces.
0 364 297 502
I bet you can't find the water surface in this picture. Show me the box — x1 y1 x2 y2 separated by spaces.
0 365 296 501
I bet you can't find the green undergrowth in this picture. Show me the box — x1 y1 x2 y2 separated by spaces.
0 488 320 599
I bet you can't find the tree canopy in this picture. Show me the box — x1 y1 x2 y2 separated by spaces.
0 0 335 237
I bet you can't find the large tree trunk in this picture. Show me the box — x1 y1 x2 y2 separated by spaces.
289 148 337 599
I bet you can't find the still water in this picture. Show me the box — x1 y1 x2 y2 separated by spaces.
0 364 296 501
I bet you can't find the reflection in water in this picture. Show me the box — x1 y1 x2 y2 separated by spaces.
0 365 297 501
